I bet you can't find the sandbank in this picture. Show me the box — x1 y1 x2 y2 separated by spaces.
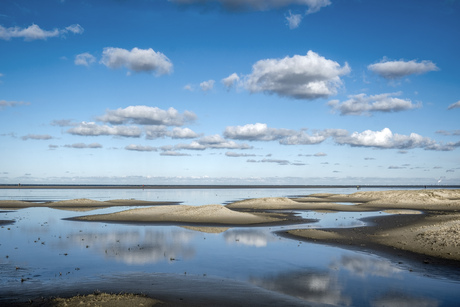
70 204 289 226
0 198 179 211
226 189 460 262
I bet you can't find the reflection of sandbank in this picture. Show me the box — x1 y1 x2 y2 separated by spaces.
71 204 287 226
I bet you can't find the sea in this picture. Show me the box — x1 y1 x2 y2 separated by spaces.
1 185 460 306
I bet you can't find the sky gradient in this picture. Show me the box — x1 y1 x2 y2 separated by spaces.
1 0 459 185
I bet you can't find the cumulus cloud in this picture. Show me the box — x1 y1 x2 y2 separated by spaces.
244 50 350 100
447 100 460 110
368 59 439 79
144 126 199 140
279 130 332 145
75 52 96 67
21 134 53 141
334 127 459 151
64 143 102 149
224 123 295 141
225 123 348 145
97 106 196 126
328 92 420 116
169 127 199 139
67 122 142 137
0 100 30 109
169 0 331 12
200 79 215 92
0 23 83 41
224 123 458 151
144 125 169 139
175 135 252 151
100 47 173 75
125 144 157 152
286 11 302 29
221 73 240 89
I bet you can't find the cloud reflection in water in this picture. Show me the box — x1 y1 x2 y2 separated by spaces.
331 254 402 278
223 229 276 247
250 270 351 306
53 228 196 265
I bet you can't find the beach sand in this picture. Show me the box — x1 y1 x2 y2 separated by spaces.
70 204 289 226
0 198 179 211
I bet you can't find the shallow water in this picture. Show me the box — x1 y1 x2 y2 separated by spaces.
1 187 460 306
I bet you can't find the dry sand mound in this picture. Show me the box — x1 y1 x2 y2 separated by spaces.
350 189 460 210
0 198 177 210
50 292 162 307
74 204 284 225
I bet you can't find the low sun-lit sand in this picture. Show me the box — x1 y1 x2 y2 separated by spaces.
72 204 285 225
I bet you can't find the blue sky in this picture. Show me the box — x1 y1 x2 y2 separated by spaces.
1 0 459 185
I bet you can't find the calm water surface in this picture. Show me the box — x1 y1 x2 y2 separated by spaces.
1 187 459 306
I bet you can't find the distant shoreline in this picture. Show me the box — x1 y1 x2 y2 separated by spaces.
0 184 459 189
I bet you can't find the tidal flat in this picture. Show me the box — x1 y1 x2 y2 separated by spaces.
1 187 460 306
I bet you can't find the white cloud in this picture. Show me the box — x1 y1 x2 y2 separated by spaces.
286 11 302 29
65 24 84 34
67 122 142 137
223 123 458 151
144 126 199 139
244 50 350 100
200 79 215 92
221 73 240 89
314 152 327 157
334 127 458 151
169 127 199 139
224 123 295 141
64 143 102 149
183 84 194 91
328 92 420 116
175 134 253 151
169 0 331 12
279 130 330 145
100 47 173 75
97 106 196 126
0 24 83 41
125 144 157 152
368 59 439 79
75 52 96 67
0 100 30 108
21 134 53 141
447 100 460 110
144 125 169 139
304 0 331 14
224 123 349 146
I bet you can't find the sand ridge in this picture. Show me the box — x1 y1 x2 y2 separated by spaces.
0 198 179 211
72 204 286 225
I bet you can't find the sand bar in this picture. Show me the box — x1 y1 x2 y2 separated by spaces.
71 204 289 226
0 198 179 210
